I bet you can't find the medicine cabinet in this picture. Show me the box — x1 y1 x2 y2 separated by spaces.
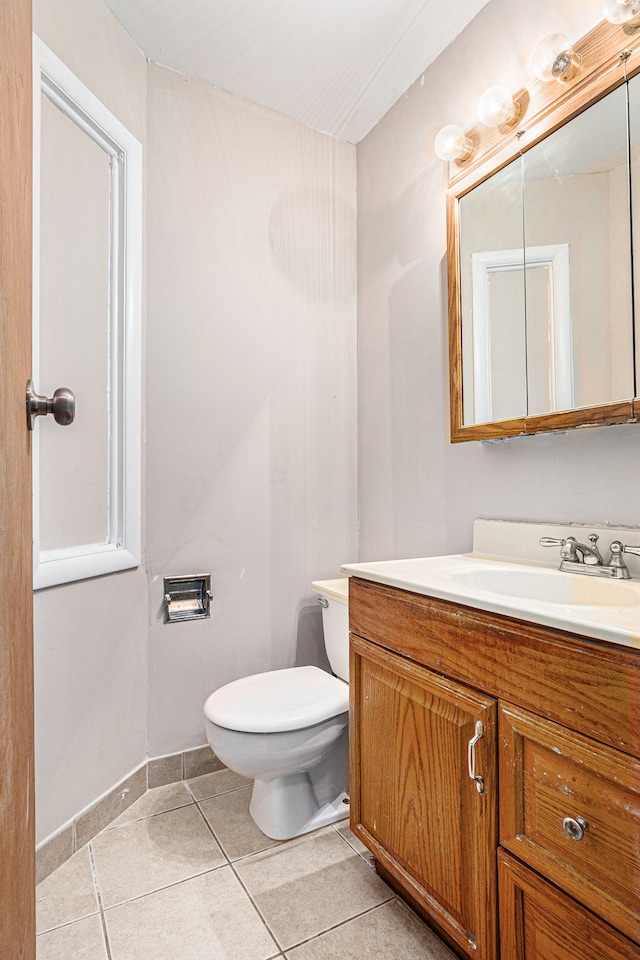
448 19 640 442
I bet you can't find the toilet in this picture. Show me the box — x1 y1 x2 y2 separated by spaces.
203 578 350 840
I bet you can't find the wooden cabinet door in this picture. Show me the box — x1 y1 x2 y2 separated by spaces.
350 634 498 960
499 850 639 960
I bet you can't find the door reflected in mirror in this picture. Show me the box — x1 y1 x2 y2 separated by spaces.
522 83 633 416
459 157 525 425
459 83 634 428
627 72 640 397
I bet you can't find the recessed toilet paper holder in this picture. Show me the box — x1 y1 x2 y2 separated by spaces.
163 574 213 623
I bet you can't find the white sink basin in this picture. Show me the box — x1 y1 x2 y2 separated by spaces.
449 566 640 607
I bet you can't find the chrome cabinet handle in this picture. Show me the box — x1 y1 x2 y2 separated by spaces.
562 816 588 841
26 379 75 430
467 720 484 794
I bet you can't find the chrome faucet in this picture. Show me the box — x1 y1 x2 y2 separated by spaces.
540 534 640 579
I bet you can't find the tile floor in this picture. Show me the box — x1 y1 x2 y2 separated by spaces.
36 769 457 960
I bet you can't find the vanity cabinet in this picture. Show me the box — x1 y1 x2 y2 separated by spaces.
348 577 640 959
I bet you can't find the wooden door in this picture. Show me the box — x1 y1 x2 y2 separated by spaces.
0 1 35 958
350 635 498 960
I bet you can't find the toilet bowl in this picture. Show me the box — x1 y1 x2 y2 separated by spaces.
204 578 349 840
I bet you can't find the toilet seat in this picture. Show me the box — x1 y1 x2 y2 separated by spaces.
203 665 348 734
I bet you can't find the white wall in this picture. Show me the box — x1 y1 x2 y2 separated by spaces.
32 0 357 840
33 0 148 843
145 65 358 755
356 0 640 563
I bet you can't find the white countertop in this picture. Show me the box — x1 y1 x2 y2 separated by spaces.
342 553 640 650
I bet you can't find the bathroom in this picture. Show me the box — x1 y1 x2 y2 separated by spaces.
2 0 640 956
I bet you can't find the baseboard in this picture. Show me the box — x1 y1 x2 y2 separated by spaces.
36 744 225 883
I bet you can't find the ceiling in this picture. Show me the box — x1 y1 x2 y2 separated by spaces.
103 0 491 143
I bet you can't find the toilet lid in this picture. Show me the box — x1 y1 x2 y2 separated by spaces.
204 665 349 733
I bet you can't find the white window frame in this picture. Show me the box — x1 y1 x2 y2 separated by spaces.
32 38 142 589
471 243 573 423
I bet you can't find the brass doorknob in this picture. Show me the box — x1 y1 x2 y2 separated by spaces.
26 379 76 430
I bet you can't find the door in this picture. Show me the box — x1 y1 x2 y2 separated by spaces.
0 1 35 958
350 635 498 960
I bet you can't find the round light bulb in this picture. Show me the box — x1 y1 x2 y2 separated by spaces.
477 86 520 127
434 124 473 162
532 34 582 83
603 0 640 23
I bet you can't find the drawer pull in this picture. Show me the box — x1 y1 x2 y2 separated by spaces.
562 816 588 841
467 720 484 794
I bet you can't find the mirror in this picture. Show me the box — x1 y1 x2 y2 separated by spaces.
521 83 633 416
448 19 640 441
459 156 525 424
628 72 640 394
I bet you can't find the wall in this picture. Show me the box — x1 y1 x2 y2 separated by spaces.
32 0 148 844
356 0 640 564
32 0 357 842
145 65 357 755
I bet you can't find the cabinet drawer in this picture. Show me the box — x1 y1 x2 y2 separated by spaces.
498 849 639 960
500 703 640 944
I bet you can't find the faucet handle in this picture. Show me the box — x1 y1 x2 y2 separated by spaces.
608 541 640 574
540 536 577 561
622 543 640 558
611 541 640 558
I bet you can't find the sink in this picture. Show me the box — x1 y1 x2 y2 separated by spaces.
342 520 640 648
449 566 640 607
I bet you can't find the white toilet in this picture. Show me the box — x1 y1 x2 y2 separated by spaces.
203 578 350 840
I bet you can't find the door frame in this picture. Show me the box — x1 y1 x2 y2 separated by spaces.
0 0 35 957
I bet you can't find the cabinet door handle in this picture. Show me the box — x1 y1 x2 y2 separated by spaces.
467 720 484 794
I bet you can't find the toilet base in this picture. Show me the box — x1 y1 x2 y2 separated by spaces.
248 724 349 840
249 774 350 840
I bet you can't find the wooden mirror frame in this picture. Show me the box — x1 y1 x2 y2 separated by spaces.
448 18 640 443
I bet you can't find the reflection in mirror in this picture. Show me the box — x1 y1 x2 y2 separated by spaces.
627 73 640 397
522 84 634 414
449 17 640 441
459 157 524 424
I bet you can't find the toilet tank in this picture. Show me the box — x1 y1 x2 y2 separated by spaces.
311 578 349 683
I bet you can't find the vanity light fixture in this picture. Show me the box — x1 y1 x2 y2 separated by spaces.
532 33 582 82
477 85 521 127
434 124 473 162
603 0 640 25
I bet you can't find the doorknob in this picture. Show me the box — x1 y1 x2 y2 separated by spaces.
26 379 75 430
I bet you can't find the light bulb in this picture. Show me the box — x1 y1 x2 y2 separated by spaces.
477 86 521 127
603 0 640 24
434 125 473 162
532 34 582 83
